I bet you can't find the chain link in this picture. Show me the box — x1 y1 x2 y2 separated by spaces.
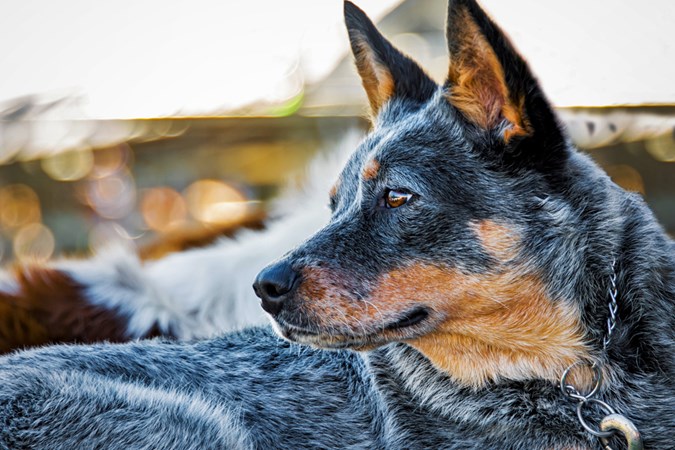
560 258 620 445
558 258 643 449
602 259 619 350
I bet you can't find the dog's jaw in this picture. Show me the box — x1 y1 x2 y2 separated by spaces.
406 275 594 388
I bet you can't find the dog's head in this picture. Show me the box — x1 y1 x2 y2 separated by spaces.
254 0 600 387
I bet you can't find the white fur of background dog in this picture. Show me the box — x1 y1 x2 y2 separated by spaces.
41 132 359 340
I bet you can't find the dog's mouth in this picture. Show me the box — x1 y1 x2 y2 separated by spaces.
274 306 431 350
384 307 429 330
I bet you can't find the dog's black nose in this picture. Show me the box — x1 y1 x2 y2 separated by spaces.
253 261 299 316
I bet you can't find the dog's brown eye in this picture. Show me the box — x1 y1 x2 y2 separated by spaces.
385 189 412 209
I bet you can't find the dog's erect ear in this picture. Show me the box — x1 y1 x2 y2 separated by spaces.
345 1 437 116
445 0 567 165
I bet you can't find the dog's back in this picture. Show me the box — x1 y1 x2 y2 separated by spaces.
0 327 646 449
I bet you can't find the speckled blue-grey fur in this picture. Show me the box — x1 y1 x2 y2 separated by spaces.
1 0 674 448
1 322 673 449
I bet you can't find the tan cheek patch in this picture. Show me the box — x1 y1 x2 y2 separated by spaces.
470 219 520 261
373 263 591 388
370 264 469 315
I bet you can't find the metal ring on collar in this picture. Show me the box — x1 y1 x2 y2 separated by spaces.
576 398 616 439
559 360 603 401
600 414 644 450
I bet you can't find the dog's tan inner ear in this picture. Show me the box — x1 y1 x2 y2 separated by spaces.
352 40 396 115
446 7 529 142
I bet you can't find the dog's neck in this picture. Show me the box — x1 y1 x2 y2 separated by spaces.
591 193 675 374
368 331 674 445
365 342 584 439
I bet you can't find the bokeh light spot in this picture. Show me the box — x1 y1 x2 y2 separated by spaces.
645 134 675 162
0 184 41 230
90 144 130 179
42 149 94 181
13 223 55 262
606 164 645 195
41 148 94 181
141 187 187 232
184 180 248 225
85 169 137 219
88 222 133 251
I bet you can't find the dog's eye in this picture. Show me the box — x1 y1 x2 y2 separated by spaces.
384 189 413 209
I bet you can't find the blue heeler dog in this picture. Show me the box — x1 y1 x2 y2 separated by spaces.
1 0 674 448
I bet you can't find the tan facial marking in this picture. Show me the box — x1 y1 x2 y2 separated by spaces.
470 219 520 261
294 256 592 388
362 158 380 181
296 267 384 330
372 263 592 388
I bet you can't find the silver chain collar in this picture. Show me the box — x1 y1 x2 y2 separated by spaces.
602 260 619 350
559 259 644 450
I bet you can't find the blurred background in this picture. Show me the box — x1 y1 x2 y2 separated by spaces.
0 0 673 264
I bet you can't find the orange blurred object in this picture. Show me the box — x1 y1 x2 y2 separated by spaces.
184 180 249 226
0 184 41 231
141 187 188 232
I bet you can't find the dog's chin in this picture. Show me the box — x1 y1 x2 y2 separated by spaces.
271 307 432 351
